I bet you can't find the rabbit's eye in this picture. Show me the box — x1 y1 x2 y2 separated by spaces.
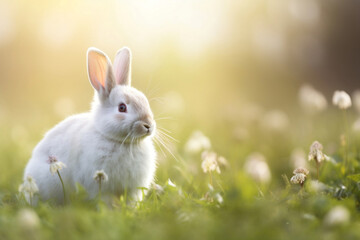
118 103 127 113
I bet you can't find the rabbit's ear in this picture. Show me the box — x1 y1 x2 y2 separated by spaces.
87 48 115 94
113 47 131 86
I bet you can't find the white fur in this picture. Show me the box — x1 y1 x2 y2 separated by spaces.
23 47 157 203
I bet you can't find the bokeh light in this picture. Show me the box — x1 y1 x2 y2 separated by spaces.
2 1 360 238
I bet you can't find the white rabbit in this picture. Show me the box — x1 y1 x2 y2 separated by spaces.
23 47 157 204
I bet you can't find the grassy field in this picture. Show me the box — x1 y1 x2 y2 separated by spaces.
1 0 360 239
1 89 360 240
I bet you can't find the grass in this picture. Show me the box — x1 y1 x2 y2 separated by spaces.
1 103 360 240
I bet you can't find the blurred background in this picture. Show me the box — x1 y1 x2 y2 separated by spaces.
1 0 360 188
1 0 360 116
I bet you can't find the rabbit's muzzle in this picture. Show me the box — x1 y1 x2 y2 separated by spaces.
132 119 155 138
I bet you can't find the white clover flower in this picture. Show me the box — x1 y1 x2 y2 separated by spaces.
48 156 66 175
17 208 40 230
324 206 350 226
19 175 39 198
261 110 289 132
290 167 309 185
244 153 271 184
333 90 352 109
290 173 306 185
93 170 108 183
308 141 329 163
184 131 211 154
201 151 221 174
293 167 309 175
299 84 327 113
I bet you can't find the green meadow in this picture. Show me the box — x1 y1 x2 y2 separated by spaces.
1 0 360 239
1 89 360 239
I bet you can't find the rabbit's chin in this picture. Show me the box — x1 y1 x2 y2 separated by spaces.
130 129 155 141
112 129 154 143
133 131 154 140
115 133 152 145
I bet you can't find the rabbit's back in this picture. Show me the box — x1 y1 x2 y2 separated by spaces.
24 113 91 202
29 113 91 165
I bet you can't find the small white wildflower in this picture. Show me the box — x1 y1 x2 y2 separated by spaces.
184 131 211 154
244 153 271 184
324 206 350 226
333 90 352 109
17 208 40 230
19 175 39 197
48 156 66 175
261 110 289 132
299 84 327 113
308 141 329 163
19 176 39 205
93 170 109 183
290 173 306 185
167 178 176 188
201 151 221 174
293 167 309 175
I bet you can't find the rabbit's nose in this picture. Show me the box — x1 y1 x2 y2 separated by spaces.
143 123 151 131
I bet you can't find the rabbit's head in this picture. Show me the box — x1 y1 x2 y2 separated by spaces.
87 47 155 142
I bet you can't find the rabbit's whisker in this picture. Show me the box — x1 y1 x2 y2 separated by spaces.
120 131 132 148
154 117 175 121
154 133 178 162
157 127 172 134
130 136 135 159
157 129 178 143
145 84 161 100
153 138 167 159
149 97 164 103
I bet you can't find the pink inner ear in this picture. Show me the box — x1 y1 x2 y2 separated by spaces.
88 51 108 89
114 48 131 85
